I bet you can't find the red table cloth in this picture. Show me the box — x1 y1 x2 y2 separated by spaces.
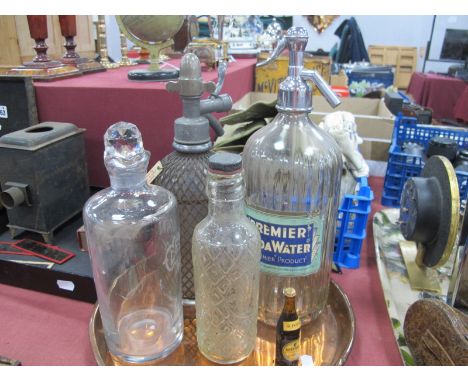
454 86 468 123
407 72 468 122
0 177 403 366
33 58 256 187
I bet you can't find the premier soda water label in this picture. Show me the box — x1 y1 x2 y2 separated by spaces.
245 207 323 276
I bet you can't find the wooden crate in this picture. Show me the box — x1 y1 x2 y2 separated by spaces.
255 52 331 95
368 45 418 89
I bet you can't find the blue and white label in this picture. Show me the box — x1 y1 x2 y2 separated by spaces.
246 207 323 276
0 105 7 119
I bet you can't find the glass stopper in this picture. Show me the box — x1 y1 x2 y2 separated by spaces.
104 121 145 166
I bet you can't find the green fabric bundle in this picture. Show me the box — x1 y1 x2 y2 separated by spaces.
214 99 277 153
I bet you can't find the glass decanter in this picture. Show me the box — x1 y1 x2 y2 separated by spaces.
192 152 261 364
154 53 232 302
243 27 343 326
83 122 183 364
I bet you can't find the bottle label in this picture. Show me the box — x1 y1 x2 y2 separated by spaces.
0 105 7 119
245 207 323 276
283 319 301 332
282 339 300 362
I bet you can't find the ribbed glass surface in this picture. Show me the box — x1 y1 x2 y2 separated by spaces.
243 112 342 326
154 151 210 301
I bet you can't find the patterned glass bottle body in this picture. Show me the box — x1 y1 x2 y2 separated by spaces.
154 151 209 301
192 153 261 364
243 112 342 326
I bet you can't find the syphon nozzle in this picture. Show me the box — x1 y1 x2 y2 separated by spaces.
166 53 232 152
256 26 341 111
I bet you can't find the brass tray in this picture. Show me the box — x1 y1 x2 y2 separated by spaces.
89 280 354 366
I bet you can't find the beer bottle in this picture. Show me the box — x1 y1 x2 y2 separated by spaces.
275 287 301 366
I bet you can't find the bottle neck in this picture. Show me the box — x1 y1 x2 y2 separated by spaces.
273 110 314 127
207 170 246 217
173 96 212 153
182 97 201 118
283 296 297 314
288 48 304 78
109 170 147 190
105 151 149 191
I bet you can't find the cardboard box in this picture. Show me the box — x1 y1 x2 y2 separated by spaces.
330 70 348 87
309 96 395 162
232 92 395 162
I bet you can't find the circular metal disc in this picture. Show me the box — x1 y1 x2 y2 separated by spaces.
417 155 460 268
128 69 179 82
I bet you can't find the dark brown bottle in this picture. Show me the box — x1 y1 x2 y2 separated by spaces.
275 287 301 366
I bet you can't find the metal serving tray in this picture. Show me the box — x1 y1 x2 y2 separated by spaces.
89 280 354 366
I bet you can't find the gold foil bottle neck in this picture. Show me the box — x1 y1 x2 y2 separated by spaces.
283 287 296 298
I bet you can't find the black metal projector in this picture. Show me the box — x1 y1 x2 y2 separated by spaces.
0 122 89 243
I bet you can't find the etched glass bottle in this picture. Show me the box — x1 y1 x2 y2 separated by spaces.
192 152 261 364
243 27 343 326
83 122 183 364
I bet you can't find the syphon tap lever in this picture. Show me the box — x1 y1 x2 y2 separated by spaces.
212 31 229 96
212 60 228 97
166 53 232 152
204 114 224 141
257 27 341 111
200 93 230 137
211 15 231 97
256 36 287 68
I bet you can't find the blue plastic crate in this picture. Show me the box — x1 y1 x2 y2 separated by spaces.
382 115 468 207
334 177 374 269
